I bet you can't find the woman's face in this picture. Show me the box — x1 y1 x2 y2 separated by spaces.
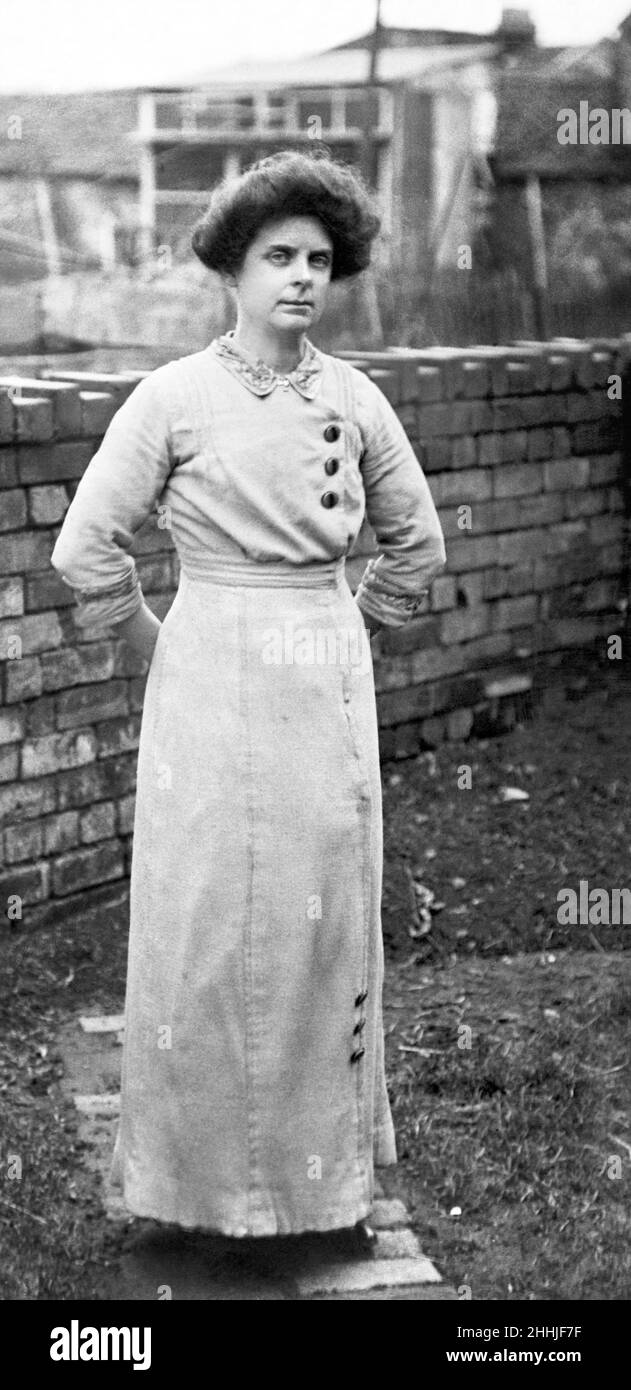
228 215 334 336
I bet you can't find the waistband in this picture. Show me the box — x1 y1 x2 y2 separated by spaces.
180 556 346 589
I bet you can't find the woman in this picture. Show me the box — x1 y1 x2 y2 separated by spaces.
50 150 446 1242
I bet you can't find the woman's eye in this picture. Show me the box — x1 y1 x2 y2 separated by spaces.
270 251 288 263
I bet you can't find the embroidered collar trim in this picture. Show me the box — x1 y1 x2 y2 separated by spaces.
210 330 324 399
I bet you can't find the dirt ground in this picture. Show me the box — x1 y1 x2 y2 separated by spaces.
0 664 629 1300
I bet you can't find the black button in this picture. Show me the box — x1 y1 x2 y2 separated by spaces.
324 424 340 442
353 1018 366 1035
321 492 339 509
355 990 367 1006
350 1048 365 1064
324 457 340 476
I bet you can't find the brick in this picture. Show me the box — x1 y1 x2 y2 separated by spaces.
4 820 44 863
0 610 64 657
446 535 498 571
0 488 27 530
0 393 14 443
517 493 565 527
117 794 136 835
461 361 491 398
551 426 571 457
0 448 18 488
589 513 624 546
527 428 554 460
56 754 136 811
441 605 490 644
545 521 589 554
372 656 413 693
21 728 97 778
491 595 538 631
589 454 621 486
43 810 80 855
505 361 537 394
583 577 619 611
17 440 94 484
0 529 54 575
379 617 441 657
0 861 49 905
0 708 23 745
28 484 69 525
57 680 129 731
542 617 608 648
420 716 445 746
493 463 543 498
454 573 484 606
492 396 559 431
13 398 54 441
40 642 117 691
25 695 57 737
498 429 529 462
483 564 534 599
564 489 609 519
446 707 474 740
377 685 435 726
566 391 606 423
544 457 590 490
497 530 548 565
430 575 457 611
0 776 56 825
51 840 124 897
548 354 573 391
572 420 621 454
80 391 118 434
0 746 19 784
477 433 504 465
418 403 460 437
474 499 521 533
0 577 23 618
96 716 141 757
80 801 116 843
468 400 494 432
450 435 476 468
420 439 451 472
429 469 493 506
414 367 443 403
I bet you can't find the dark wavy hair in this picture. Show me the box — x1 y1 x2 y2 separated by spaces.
191 148 381 281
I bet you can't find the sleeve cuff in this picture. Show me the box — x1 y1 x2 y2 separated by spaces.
70 568 144 630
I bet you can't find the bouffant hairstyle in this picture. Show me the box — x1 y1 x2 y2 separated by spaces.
191 148 381 281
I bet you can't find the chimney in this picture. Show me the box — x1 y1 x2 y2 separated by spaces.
496 8 537 53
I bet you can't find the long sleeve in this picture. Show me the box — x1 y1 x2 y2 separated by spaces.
50 367 175 629
351 370 447 628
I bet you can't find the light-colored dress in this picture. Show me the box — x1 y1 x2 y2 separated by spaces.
50 332 446 1236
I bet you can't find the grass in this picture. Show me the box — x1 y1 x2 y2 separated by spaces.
1 664 630 1299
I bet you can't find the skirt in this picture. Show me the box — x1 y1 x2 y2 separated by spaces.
110 554 397 1236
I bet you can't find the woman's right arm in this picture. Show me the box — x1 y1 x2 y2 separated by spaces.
50 366 175 658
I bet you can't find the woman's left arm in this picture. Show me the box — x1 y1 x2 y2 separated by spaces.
352 370 447 629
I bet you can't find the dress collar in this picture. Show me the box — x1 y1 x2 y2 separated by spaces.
209 330 324 399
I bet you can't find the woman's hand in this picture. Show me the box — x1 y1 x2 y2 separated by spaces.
116 602 162 664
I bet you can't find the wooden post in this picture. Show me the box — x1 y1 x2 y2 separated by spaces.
525 173 549 341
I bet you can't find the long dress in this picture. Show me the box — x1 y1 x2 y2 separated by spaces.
50 331 446 1236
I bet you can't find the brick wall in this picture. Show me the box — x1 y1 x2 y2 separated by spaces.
0 340 628 931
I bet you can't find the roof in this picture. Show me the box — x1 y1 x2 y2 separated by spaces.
175 42 498 94
0 94 138 178
493 36 628 179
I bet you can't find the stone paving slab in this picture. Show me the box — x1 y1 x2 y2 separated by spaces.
58 1014 457 1301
